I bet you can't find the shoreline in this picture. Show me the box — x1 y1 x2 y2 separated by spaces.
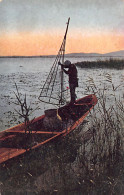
0 55 124 59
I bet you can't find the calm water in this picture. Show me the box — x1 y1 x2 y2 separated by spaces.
0 56 124 131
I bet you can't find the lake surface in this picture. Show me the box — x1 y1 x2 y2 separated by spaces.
0 56 124 131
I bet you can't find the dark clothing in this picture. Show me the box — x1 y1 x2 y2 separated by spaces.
69 83 76 103
62 64 78 103
62 64 78 87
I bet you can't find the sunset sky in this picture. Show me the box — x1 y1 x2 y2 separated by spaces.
0 0 124 56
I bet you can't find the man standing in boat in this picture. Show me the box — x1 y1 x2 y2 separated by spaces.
58 60 78 104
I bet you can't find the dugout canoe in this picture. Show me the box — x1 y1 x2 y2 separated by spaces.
0 94 97 164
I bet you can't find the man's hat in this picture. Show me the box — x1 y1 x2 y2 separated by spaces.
64 60 71 66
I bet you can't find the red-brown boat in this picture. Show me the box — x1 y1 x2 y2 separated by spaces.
0 94 97 164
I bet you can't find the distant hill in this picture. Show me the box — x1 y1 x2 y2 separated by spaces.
65 53 102 57
0 50 124 58
103 50 124 56
65 50 124 57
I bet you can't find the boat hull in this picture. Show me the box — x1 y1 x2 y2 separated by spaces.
0 94 97 164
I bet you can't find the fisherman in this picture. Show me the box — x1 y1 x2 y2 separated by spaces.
58 60 78 104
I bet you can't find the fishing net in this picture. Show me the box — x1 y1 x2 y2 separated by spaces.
39 18 70 106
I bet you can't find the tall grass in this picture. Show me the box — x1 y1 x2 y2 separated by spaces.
72 76 124 194
34 76 123 194
0 76 123 194
76 58 124 69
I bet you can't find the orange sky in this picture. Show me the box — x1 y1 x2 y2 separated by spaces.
0 0 124 56
0 31 124 56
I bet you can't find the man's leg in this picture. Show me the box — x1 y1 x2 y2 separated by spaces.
70 84 76 103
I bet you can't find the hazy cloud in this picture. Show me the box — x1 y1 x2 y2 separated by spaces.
0 0 123 33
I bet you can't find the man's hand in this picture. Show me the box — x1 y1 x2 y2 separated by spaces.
58 61 62 65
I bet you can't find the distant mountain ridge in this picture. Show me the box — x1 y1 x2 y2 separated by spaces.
65 50 124 57
103 50 124 56
0 50 124 58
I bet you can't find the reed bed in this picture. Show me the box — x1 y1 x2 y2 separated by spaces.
34 76 124 194
0 77 123 194
76 58 124 69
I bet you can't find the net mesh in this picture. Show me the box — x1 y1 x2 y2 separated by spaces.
38 18 70 106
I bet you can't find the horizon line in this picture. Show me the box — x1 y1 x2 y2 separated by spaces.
0 50 124 58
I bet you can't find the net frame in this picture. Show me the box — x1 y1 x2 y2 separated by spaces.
38 18 70 106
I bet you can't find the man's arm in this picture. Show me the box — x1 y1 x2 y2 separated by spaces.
58 61 70 68
62 67 69 74
58 61 69 74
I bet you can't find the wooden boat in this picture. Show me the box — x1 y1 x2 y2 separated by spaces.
0 94 97 164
